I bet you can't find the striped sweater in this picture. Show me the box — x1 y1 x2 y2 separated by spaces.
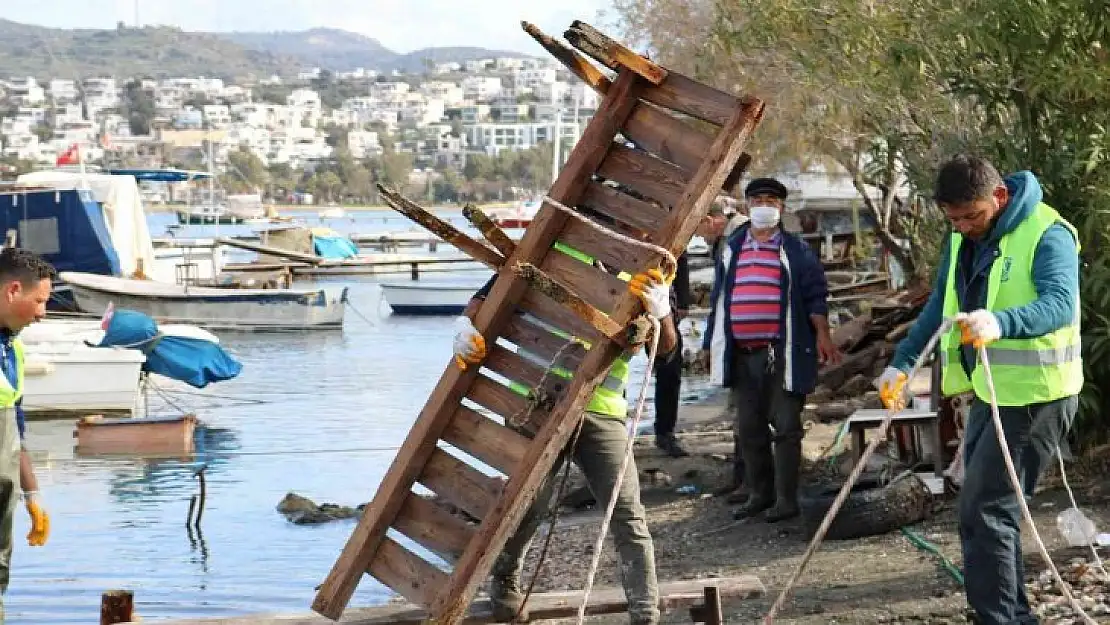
728 230 782 344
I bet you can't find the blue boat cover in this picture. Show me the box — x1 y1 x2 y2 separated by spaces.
107 168 212 182
97 309 243 388
313 234 358 259
0 188 120 275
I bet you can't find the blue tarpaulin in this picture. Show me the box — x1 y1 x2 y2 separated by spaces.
97 309 243 388
313 234 358 259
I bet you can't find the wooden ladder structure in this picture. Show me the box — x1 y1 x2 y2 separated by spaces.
312 20 766 624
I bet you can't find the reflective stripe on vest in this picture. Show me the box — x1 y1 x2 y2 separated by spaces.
0 337 25 408
938 202 1083 406
504 242 632 418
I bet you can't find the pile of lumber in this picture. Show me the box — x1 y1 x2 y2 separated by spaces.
809 286 931 421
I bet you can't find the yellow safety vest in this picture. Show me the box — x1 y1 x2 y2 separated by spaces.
508 242 632 419
938 202 1083 406
0 337 25 408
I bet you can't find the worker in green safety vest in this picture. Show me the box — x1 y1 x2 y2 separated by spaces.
0 248 53 618
452 241 678 625
877 155 1081 624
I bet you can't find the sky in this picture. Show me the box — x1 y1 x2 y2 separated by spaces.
1 0 617 54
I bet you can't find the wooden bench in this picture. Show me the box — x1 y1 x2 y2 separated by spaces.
847 408 945 490
114 577 765 624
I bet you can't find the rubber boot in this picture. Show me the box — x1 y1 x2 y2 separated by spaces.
765 439 802 523
733 447 774 519
490 574 529 622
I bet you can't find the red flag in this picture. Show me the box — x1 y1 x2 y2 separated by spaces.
56 144 80 166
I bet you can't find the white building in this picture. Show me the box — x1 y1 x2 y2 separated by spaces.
420 81 465 106
48 79 79 102
347 130 382 159
7 78 45 105
461 76 503 102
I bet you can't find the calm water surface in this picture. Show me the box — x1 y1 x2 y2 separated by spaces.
6 209 712 622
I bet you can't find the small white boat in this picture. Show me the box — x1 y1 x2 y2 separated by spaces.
59 272 348 331
380 281 486 315
18 319 147 417
318 206 347 220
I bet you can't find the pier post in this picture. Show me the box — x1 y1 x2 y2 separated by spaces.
101 589 134 624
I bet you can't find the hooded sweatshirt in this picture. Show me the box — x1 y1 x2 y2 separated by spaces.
889 171 1080 377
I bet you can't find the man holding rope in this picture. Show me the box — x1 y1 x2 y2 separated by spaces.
452 250 678 625
878 155 1081 624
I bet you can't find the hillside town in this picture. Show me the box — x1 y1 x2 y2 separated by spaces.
0 55 596 203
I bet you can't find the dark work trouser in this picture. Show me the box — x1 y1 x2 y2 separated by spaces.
652 331 682 438
730 346 805 501
959 394 1076 625
492 413 659 624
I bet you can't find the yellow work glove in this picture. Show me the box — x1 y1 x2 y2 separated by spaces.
451 316 487 370
876 366 909 411
629 268 673 320
24 491 49 547
957 310 1001 348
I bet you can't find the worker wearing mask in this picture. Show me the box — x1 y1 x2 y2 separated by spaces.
879 155 1080 624
0 248 52 618
452 245 678 625
702 178 840 522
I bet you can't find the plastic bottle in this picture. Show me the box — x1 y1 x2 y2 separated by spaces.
1057 507 1098 547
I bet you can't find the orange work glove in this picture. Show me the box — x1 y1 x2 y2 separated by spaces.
24 491 49 547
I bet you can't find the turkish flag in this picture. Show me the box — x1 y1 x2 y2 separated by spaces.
55 144 80 166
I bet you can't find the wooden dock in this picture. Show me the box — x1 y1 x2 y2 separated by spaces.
107 577 764 624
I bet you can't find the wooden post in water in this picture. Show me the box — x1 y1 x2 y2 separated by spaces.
101 590 134 624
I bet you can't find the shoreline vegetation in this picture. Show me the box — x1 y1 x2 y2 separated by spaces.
144 201 518 215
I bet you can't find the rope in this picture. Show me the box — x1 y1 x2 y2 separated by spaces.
762 317 1098 624
575 315 661 624
541 196 679 282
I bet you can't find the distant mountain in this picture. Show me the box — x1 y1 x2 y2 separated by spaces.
220 28 533 73
0 20 535 82
0 19 300 80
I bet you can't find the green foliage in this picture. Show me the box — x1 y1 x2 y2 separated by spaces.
613 0 1110 446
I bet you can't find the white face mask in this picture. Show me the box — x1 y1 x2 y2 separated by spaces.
749 204 781 229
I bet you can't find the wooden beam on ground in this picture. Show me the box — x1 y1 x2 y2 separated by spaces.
120 577 764 624
377 186 506 270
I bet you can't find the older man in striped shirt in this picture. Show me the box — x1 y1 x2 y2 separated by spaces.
703 178 841 522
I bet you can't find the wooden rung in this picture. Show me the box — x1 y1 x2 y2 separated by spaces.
366 536 449 608
597 143 689 209
557 219 654 279
539 248 626 316
392 492 476 564
483 344 546 389
623 103 707 174
442 404 530 473
579 181 669 236
418 448 504 521
513 262 625 343
466 373 533 423
519 289 601 348
502 314 588 372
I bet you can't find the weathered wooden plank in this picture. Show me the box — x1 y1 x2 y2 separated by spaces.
441 404 530 474
563 24 667 84
120 576 766 624
378 186 505 270
418 448 504 521
391 493 476 564
502 314 587 372
596 143 688 209
366 537 449 609
482 344 546 389
557 219 654 278
466 374 531 423
513 263 626 344
428 69 647 623
518 288 601 348
462 204 516 258
622 103 709 174
539 244 626 315
565 21 741 127
579 181 669 236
